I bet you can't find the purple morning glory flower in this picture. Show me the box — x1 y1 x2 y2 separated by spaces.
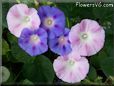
49 28 72 56
38 6 65 38
18 28 48 56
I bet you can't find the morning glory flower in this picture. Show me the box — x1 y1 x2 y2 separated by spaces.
49 28 72 56
69 19 105 56
53 50 89 83
18 28 48 56
38 6 65 38
7 4 41 37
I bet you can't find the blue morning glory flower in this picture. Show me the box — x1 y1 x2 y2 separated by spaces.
49 28 72 56
38 6 65 38
18 28 48 56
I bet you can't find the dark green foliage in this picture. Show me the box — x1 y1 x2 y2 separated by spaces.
22 55 55 83
2 1 114 85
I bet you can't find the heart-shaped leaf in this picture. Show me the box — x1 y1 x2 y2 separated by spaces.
22 55 55 83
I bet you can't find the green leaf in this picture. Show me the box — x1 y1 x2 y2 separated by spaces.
2 3 14 29
94 76 103 83
81 79 92 84
22 55 55 83
90 49 107 69
87 66 97 81
11 42 31 63
2 3 8 29
21 79 34 85
105 38 113 57
101 57 114 77
17 0 36 8
7 33 31 63
7 33 17 44
2 39 10 55
93 7 113 21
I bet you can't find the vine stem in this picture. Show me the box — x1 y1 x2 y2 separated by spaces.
34 0 39 8
66 17 70 28
16 0 21 3
13 69 23 82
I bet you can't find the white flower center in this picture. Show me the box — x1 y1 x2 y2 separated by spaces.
68 60 75 66
30 35 40 44
58 36 67 45
47 19 52 25
66 59 76 69
80 32 92 43
44 17 54 28
23 16 30 23
81 33 88 39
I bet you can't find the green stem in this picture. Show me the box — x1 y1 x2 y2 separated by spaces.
16 0 21 3
34 0 39 8
66 17 70 28
104 14 113 20
13 69 23 82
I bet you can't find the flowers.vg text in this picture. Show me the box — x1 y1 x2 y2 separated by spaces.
76 2 113 7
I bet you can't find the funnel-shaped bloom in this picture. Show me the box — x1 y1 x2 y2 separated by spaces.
53 50 89 83
69 19 105 56
7 4 41 37
18 28 48 56
38 6 65 38
49 28 72 55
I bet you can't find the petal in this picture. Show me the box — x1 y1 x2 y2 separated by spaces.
68 48 82 60
29 8 41 29
53 56 66 73
34 28 47 39
48 30 57 39
80 19 101 32
53 57 67 80
15 4 29 16
38 6 65 38
76 43 88 56
60 43 72 56
49 26 64 39
51 6 65 19
53 54 89 83
49 38 72 55
49 28 72 55
69 19 105 56
85 27 105 56
18 28 48 56
19 28 33 38
73 57 89 81
18 37 33 55
7 4 41 37
64 28 70 36
69 24 81 46
38 6 51 17
33 41 48 56
49 38 60 53
8 4 28 17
